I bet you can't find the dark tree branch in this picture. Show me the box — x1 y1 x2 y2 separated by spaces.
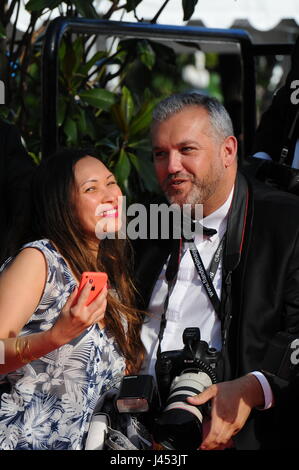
151 0 171 24
83 47 126 86
102 2 128 20
84 35 98 60
101 53 130 88
9 0 20 61
16 13 39 128
102 0 121 20
133 8 143 22
4 0 19 26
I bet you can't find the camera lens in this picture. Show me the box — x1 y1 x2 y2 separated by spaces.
153 370 212 450
154 407 203 450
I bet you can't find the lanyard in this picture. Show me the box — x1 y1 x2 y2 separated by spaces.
157 235 225 357
157 239 182 357
187 235 225 317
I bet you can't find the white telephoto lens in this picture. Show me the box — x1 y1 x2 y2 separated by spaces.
85 414 109 450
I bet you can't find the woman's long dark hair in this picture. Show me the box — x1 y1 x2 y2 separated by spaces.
15 148 145 373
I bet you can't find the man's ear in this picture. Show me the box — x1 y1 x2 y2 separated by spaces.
222 136 238 168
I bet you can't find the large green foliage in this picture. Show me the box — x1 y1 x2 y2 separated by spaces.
0 0 203 201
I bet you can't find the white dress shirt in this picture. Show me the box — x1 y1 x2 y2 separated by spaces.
141 188 273 409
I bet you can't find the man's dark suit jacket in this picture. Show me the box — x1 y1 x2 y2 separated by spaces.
0 120 34 264
133 173 299 449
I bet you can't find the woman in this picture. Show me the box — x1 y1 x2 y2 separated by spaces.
0 149 144 450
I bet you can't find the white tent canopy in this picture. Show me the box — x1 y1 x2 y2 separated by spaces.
11 0 299 33
100 0 299 31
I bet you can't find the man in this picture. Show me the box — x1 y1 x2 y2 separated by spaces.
133 93 299 450
0 119 34 264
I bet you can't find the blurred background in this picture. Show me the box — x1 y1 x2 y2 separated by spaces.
1 0 298 201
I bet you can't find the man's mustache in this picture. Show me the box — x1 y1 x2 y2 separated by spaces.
162 172 194 190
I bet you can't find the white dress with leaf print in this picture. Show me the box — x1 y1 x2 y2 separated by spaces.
0 239 125 450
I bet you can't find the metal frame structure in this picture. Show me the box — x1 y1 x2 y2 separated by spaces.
41 17 293 159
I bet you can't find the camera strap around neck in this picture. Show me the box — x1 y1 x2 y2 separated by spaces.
157 235 225 357
187 236 225 316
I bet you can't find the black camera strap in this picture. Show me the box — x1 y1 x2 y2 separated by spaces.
187 236 225 317
157 235 225 357
157 239 182 357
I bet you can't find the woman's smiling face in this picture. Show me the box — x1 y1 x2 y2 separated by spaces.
73 156 123 244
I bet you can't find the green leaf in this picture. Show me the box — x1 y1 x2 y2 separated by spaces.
57 97 66 126
182 0 199 21
111 104 127 134
79 88 117 110
84 113 97 140
25 0 61 12
0 21 6 39
205 53 219 69
150 41 176 65
72 0 99 18
129 100 158 137
27 62 39 80
73 37 84 65
127 151 141 172
137 40 155 70
64 117 78 145
28 151 41 165
121 86 134 127
126 0 143 12
114 149 131 190
132 153 159 193
128 138 151 153
61 40 80 80
58 39 66 62
0 106 9 120
98 137 120 152
75 107 87 135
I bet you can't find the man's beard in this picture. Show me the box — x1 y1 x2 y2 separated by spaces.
164 169 223 213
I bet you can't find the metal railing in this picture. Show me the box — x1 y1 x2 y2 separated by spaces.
41 16 293 159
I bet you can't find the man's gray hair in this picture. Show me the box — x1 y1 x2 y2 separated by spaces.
152 92 234 141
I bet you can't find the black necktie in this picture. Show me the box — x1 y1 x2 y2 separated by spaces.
166 224 217 282
183 221 217 240
201 224 217 237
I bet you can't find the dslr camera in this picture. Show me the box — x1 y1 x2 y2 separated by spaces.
116 327 222 450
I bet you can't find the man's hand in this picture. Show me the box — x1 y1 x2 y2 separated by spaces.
187 374 265 450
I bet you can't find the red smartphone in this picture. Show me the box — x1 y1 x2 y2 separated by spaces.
74 272 108 306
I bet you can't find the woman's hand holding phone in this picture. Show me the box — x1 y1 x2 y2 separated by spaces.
73 272 108 306
48 272 108 347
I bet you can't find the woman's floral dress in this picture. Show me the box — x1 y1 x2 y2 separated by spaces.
0 239 125 450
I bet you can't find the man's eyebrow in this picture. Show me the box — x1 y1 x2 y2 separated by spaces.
176 140 199 146
107 174 114 179
153 140 199 149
